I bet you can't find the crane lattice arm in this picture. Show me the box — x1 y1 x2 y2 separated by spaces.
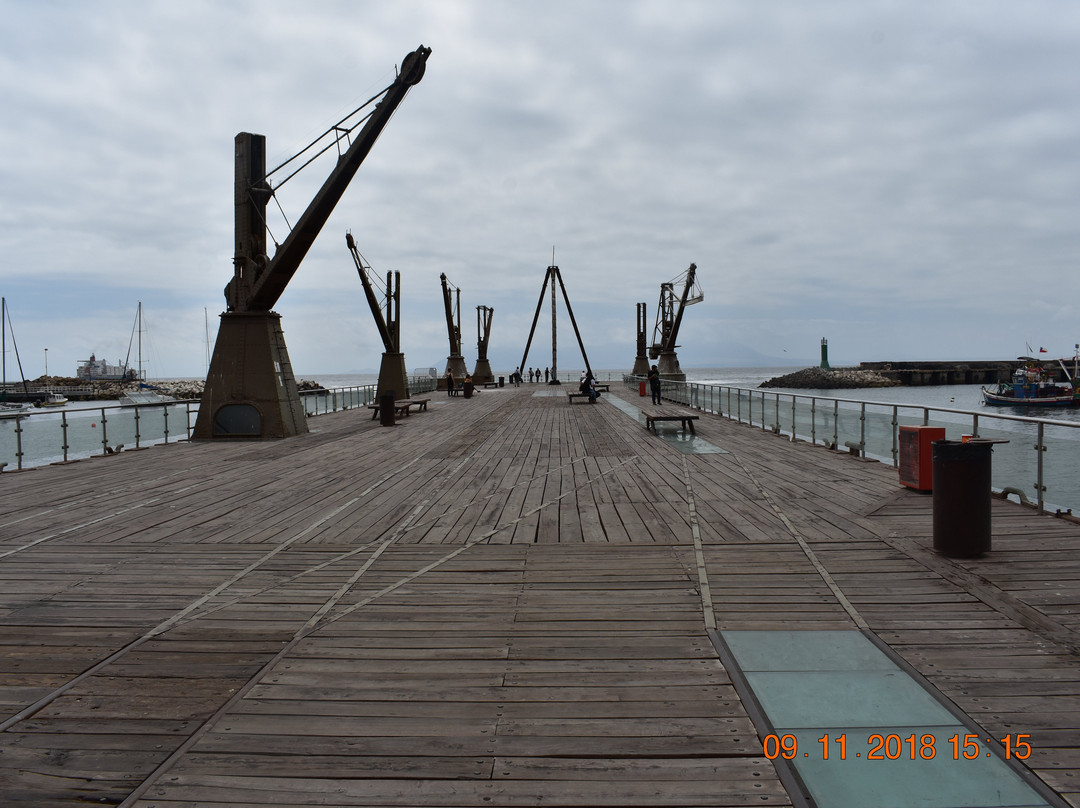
650 263 701 359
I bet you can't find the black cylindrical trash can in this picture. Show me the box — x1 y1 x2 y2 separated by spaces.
499 376 505 388
463 381 474 399
932 439 992 557
379 392 396 426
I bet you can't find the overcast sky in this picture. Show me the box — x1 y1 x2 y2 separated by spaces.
2 0 1079 380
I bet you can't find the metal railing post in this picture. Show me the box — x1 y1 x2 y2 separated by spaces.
1036 422 1046 514
891 406 899 467
61 411 69 462
14 414 24 470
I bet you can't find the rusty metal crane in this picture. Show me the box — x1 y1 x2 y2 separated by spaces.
440 274 467 389
194 46 431 440
472 305 494 384
649 263 702 381
347 232 407 401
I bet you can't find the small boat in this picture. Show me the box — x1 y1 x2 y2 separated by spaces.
0 401 34 419
120 387 174 407
36 392 69 407
982 355 1080 407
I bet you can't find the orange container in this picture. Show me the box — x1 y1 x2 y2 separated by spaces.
898 426 946 491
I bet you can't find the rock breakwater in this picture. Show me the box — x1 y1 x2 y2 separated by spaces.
759 367 900 389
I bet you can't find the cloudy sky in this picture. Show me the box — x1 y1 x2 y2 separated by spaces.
2 0 1079 380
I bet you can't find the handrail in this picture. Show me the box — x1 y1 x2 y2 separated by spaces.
624 374 1080 515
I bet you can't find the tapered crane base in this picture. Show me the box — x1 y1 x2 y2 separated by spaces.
657 351 686 382
471 359 494 385
193 312 308 440
441 355 468 390
378 353 410 403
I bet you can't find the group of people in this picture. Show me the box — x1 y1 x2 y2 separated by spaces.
511 367 550 386
444 370 472 396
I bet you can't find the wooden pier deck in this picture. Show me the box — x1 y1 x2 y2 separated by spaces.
2 383 1080 807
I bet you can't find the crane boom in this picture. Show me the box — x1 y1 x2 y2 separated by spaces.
227 45 431 312
440 274 461 356
346 232 397 352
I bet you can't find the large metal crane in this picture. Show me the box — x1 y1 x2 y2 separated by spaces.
193 45 431 440
650 263 702 381
472 305 494 384
440 274 467 388
347 232 407 401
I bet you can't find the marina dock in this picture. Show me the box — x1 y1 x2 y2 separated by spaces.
2 382 1079 807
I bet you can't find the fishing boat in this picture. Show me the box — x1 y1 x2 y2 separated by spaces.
36 392 69 407
981 355 1080 407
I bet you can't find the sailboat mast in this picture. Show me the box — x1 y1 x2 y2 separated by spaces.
2 298 6 399
137 301 143 382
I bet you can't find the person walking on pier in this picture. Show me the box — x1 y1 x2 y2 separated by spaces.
513 367 521 387
648 364 662 405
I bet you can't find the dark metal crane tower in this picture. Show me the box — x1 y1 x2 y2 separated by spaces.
193 46 431 439
649 263 702 381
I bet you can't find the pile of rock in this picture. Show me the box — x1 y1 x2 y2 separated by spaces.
759 367 899 389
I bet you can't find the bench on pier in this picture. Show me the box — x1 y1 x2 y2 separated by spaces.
481 382 500 389
567 392 597 404
645 410 699 434
594 383 610 392
368 400 419 420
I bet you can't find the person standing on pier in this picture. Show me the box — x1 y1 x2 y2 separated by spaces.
544 367 550 383
513 367 521 387
446 370 455 396
648 365 662 405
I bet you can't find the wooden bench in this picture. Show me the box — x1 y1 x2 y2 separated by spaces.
481 382 500 389
567 392 595 404
594 383 610 392
645 410 699 434
448 385 463 396
368 400 416 420
410 398 429 412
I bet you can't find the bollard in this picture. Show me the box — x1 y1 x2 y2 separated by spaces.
932 439 992 557
379 392 396 426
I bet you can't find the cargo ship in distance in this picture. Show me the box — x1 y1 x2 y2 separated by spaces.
76 354 137 382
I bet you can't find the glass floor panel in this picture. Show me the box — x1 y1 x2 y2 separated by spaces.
604 395 727 454
722 630 1054 808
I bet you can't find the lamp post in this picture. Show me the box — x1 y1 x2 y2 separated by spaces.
44 347 48 377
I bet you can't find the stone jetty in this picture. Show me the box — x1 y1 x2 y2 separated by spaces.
759 366 900 389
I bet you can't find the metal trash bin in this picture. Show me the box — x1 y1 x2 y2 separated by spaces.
639 381 647 396
932 439 993 557
379 392 396 427
498 376 504 388
463 381 474 399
